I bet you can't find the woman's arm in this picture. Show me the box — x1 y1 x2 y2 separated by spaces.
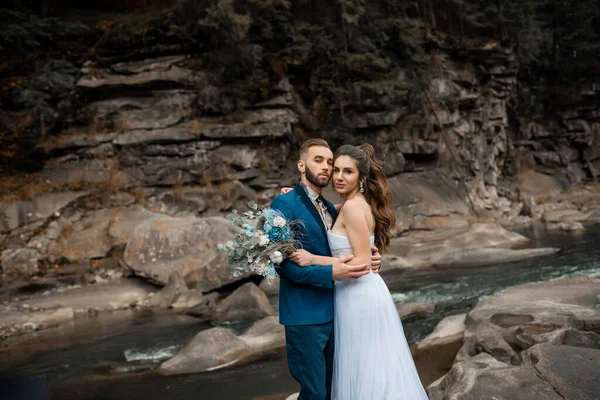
342 200 373 268
289 249 340 267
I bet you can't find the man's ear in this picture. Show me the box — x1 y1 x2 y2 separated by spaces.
297 159 305 174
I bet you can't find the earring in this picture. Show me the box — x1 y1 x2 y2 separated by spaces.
360 181 364 193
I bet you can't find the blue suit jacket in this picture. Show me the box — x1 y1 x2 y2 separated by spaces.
269 184 337 326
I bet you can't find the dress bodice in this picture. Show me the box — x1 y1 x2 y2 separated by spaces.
327 231 375 258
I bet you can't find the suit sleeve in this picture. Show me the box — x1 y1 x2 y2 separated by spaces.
270 196 334 288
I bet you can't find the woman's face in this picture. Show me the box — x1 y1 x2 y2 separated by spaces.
332 155 361 195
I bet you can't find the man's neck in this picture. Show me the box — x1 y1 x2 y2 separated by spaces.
300 178 323 195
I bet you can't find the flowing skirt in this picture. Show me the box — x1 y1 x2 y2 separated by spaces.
332 271 429 400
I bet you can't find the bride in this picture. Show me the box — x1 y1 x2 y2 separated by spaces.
288 144 429 399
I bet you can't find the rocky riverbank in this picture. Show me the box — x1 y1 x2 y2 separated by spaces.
414 276 600 399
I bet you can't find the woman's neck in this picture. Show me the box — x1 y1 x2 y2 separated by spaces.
339 188 362 208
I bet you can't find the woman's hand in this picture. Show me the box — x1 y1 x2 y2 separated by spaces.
280 187 293 195
371 245 382 273
289 249 315 266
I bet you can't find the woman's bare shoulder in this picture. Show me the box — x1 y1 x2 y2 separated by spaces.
341 197 371 216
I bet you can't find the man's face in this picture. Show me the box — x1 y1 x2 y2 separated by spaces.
300 146 334 188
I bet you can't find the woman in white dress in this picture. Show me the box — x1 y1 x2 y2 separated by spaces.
289 144 429 400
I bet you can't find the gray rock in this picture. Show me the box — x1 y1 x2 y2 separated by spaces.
144 181 256 217
148 272 188 309
396 302 436 320
524 344 600 400
123 216 244 291
429 353 563 400
345 109 402 128
15 279 155 311
82 90 196 131
0 307 74 340
184 292 219 318
0 192 85 232
43 157 116 184
47 208 119 263
156 316 284 376
156 327 250 375
546 221 585 232
107 206 162 245
171 291 206 312
215 282 275 322
517 170 565 199
1 248 41 282
259 277 280 296
78 65 205 90
429 247 559 268
412 314 466 387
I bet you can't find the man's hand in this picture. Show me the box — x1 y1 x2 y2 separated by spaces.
289 249 314 267
332 255 369 280
370 245 382 274
280 187 293 195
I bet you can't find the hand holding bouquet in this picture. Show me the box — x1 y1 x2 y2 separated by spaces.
217 202 300 282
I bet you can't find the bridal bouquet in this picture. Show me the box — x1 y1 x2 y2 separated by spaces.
217 202 300 282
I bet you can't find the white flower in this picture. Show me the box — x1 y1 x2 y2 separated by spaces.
254 261 266 275
272 216 286 228
258 235 270 247
270 251 283 264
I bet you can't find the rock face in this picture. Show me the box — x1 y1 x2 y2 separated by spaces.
2 2 600 326
427 277 600 399
123 216 240 291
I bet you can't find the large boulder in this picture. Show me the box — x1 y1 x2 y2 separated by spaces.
156 327 250 375
390 223 554 269
517 170 565 201
466 276 600 338
157 316 284 375
428 353 564 400
123 216 242 291
430 277 600 399
524 343 600 400
215 282 275 322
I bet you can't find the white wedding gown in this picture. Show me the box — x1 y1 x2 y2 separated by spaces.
328 231 429 400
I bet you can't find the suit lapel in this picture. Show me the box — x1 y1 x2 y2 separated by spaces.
294 184 328 238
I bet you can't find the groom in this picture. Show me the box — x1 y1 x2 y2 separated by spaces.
270 138 381 400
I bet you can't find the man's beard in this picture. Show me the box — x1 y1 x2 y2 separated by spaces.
306 167 330 188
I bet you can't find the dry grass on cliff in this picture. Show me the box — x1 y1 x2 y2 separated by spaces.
0 157 127 202
0 173 57 201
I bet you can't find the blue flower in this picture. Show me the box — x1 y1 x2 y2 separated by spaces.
264 222 272 233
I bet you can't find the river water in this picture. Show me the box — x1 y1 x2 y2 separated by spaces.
1 227 600 400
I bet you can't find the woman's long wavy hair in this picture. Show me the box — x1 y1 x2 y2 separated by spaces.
334 144 396 251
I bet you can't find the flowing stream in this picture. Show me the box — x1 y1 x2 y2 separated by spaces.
1 227 600 400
